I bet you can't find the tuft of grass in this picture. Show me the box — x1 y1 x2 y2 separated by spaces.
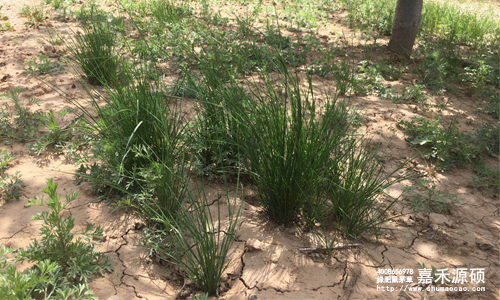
146 183 241 296
175 64 244 178
67 23 119 86
70 62 190 211
230 65 351 225
326 139 409 238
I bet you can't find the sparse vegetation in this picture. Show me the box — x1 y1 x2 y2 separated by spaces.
404 179 459 213
1 0 499 297
24 54 64 76
0 88 45 145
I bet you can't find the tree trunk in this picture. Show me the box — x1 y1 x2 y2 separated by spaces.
388 0 423 58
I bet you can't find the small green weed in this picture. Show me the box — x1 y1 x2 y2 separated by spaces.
404 179 459 213
0 172 24 201
0 149 14 173
28 109 73 155
392 84 428 106
472 160 500 197
399 117 477 170
0 178 112 299
474 122 499 157
462 60 495 96
24 53 64 76
0 5 14 31
414 39 461 93
0 88 45 145
20 2 46 28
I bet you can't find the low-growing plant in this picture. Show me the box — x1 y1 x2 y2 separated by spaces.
474 122 499 157
462 60 494 96
0 178 112 299
0 172 24 201
21 179 113 281
24 54 64 76
354 60 387 96
0 5 14 31
20 1 46 28
480 89 499 118
399 117 477 170
0 247 97 300
404 179 459 214
28 109 73 155
472 160 500 197
0 149 14 173
413 39 461 93
374 61 404 81
392 84 428 106
0 88 45 145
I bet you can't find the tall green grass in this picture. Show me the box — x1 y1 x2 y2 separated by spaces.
71 62 189 209
327 139 408 238
341 0 500 47
68 22 119 86
175 64 244 177
230 64 352 225
146 182 241 295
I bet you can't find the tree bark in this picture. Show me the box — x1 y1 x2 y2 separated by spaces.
388 0 423 58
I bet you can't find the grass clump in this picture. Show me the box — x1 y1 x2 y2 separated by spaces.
146 184 241 295
175 65 244 178
72 62 189 213
231 67 351 225
326 140 408 238
68 23 119 86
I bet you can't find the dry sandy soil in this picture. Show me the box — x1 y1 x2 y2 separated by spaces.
0 0 499 299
